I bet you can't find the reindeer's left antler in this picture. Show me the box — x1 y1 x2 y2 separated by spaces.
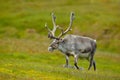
58 12 75 38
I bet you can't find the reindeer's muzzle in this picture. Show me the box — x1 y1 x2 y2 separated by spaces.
48 47 54 52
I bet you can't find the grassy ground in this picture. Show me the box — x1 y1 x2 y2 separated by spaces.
0 51 120 80
0 0 120 80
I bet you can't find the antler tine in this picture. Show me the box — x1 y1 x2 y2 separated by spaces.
45 23 53 38
64 12 74 33
45 23 51 32
51 12 59 37
58 12 75 38
51 12 56 27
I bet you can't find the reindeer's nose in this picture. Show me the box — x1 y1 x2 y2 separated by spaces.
48 47 53 52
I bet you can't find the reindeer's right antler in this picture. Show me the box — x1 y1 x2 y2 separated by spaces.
45 12 59 39
58 12 75 38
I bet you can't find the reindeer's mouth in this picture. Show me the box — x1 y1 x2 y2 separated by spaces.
48 47 54 52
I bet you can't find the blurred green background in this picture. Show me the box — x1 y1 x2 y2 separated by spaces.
0 0 120 80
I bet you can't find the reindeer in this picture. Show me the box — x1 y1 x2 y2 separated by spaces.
45 12 97 71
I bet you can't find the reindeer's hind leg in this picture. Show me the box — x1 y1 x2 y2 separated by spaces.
88 58 96 71
88 55 93 70
93 60 96 71
88 49 96 71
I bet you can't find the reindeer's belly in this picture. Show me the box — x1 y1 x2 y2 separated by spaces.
68 50 90 58
79 52 90 59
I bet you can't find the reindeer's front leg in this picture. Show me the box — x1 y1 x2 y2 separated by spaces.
74 55 79 69
64 55 69 68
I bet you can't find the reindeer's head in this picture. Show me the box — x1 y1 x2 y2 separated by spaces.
45 12 74 52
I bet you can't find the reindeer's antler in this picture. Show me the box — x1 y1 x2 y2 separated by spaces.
45 12 59 39
58 12 75 38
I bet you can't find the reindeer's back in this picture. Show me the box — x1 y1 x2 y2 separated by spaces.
63 34 95 52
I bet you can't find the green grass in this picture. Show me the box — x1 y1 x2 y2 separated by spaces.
0 51 120 80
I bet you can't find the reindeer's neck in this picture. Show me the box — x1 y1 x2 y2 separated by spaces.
58 44 67 53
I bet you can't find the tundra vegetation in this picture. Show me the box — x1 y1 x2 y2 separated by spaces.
0 0 120 80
